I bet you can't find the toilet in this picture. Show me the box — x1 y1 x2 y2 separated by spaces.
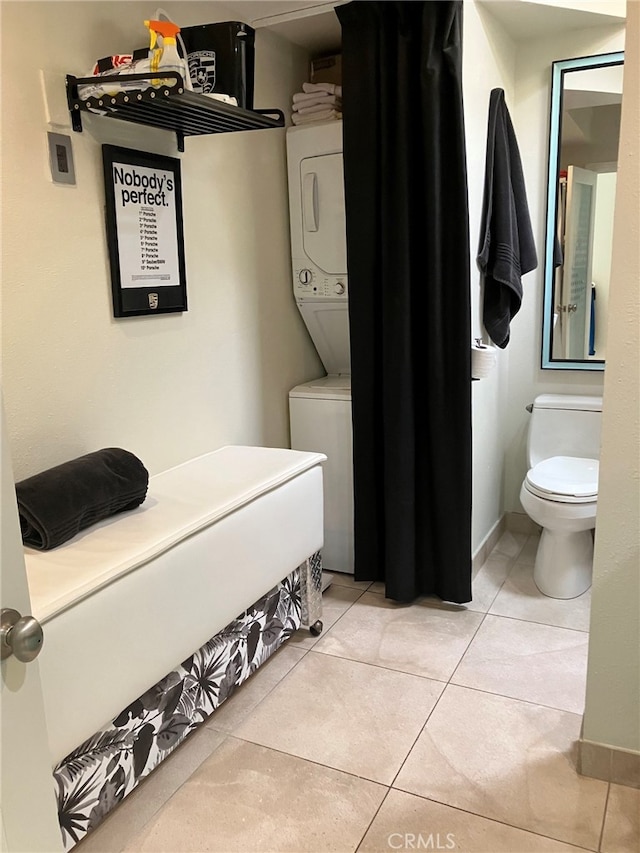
520 394 602 599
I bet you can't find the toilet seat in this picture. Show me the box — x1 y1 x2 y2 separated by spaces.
525 456 599 504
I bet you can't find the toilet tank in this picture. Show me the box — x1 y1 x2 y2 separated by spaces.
527 394 603 467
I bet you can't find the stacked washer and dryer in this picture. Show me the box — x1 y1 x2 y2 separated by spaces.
286 121 354 576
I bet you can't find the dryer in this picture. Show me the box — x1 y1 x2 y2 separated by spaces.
286 120 350 376
289 376 353 574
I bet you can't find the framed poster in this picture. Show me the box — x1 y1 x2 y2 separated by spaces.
102 145 187 317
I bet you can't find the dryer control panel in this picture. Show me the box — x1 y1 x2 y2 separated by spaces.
293 262 348 300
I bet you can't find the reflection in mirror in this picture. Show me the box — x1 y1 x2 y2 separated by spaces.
542 52 624 371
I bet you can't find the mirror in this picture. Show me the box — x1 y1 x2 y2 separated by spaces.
542 51 624 370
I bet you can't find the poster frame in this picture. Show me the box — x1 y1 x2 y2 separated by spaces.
102 145 187 318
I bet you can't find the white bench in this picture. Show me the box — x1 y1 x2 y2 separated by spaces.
24 446 325 849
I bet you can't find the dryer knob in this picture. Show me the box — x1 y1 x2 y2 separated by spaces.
335 282 346 295
299 269 312 284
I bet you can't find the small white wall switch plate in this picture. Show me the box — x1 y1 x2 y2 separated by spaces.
40 70 69 127
47 133 76 185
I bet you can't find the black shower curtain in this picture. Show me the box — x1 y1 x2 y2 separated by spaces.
336 1 472 603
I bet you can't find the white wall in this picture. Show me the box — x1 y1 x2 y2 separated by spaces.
561 104 622 169
1 1 322 480
502 21 625 513
583 0 640 755
531 0 626 15
463 0 517 554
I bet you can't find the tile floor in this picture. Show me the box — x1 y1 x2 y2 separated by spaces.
79 531 639 853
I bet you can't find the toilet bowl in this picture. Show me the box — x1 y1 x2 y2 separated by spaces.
520 456 598 598
520 396 602 599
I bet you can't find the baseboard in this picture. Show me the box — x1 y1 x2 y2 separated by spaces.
505 511 542 536
472 515 506 575
578 736 640 789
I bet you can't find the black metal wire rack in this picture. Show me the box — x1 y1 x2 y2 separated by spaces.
66 72 285 151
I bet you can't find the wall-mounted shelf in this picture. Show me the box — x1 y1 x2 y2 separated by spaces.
66 72 285 152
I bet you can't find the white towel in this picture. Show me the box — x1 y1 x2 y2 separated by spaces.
291 109 342 126
293 98 341 114
303 82 342 97
292 91 333 105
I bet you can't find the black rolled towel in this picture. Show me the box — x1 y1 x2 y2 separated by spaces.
15 448 149 551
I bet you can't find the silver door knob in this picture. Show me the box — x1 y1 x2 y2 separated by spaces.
1 608 44 662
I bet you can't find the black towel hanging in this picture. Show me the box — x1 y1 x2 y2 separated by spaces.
477 88 537 348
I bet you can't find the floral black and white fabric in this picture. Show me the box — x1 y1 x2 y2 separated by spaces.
54 569 302 849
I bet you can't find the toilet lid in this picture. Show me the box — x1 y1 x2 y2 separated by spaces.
526 456 599 503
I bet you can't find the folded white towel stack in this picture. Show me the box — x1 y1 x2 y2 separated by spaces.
303 82 341 95
292 109 342 126
293 98 341 114
291 82 342 126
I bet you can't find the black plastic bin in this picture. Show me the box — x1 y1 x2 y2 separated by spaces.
179 21 255 110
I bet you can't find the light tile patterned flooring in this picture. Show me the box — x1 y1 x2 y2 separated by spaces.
79 532 639 853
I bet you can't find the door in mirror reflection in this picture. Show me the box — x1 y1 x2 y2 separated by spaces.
555 166 597 360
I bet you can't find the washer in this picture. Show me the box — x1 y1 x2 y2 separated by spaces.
289 376 353 575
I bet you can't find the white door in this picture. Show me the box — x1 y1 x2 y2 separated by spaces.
562 165 597 359
300 153 347 275
297 301 351 376
0 400 63 852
